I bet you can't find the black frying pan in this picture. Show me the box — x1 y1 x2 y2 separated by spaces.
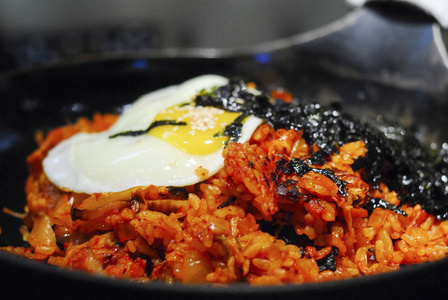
1 3 448 299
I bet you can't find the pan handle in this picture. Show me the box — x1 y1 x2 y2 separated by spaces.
346 0 448 29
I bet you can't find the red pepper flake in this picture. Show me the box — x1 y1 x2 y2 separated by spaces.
271 89 293 103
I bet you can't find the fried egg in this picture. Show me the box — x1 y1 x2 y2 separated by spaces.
43 75 263 194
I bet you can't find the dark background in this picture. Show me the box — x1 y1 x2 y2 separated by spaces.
0 0 350 72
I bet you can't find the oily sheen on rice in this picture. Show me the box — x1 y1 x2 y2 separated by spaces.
3 76 448 286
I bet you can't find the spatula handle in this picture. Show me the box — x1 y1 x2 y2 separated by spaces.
346 0 448 28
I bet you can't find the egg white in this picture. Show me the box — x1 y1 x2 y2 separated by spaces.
43 75 262 194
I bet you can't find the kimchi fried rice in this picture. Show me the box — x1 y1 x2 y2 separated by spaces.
3 76 448 285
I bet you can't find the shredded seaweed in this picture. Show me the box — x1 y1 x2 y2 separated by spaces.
365 198 407 216
213 114 248 147
276 158 348 197
275 179 302 202
317 247 339 272
218 196 237 209
259 221 312 248
195 79 448 220
109 120 187 138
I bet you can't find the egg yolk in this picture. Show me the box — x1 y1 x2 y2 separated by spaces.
149 103 242 155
